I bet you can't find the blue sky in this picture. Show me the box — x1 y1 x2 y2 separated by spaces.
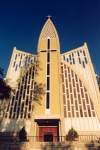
0 0 100 76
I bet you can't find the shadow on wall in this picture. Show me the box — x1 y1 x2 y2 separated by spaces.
0 119 27 133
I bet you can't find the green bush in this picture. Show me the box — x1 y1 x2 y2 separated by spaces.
66 127 78 141
19 126 27 142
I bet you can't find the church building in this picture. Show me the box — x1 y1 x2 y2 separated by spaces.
0 17 100 141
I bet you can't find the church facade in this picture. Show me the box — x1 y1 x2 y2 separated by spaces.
1 17 100 140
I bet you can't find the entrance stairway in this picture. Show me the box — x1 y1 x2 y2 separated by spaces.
0 141 100 150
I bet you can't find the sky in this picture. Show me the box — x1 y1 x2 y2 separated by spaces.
0 0 100 77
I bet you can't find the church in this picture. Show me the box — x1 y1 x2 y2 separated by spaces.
0 16 100 141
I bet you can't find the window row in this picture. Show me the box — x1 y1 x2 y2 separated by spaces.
5 66 35 119
61 63 96 118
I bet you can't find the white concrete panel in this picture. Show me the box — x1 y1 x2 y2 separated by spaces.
88 118 94 130
79 118 85 131
71 118 77 130
65 118 71 132
75 118 81 131
92 117 98 131
95 115 100 130
84 118 89 130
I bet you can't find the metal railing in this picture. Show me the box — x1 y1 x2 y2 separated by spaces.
0 135 100 142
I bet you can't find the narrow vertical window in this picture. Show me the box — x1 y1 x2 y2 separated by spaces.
78 94 81 104
74 89 76 98
20 54 22 59
69 83 72 93
83 50 86 56
77 51 80 56
68 67 70 73
21 102 24 112
62 84 65 93
29 101 31 111
16 91 19 100
79 79 82 87
76 83 79 92
67 100 70 111
85 93 89 104
72 79 75 87
13 61 16 67
69 55 71 60
47 64 50 75
65 70 67 78
68 74 71 82
46 92 50 109
47 52 50 62
15 54 17 60
90 99 94 110
72 58 75 64
19 61 21 67
47 77 50 91
47 39 50 49
11 96 15 106
63 94 66 105
72 106 74 117
82 99 86 110
14 102 17 112
66 89 69 98
85 57 87 64
79 106 83 117
75 100 78 110
70 94 73 104
81 88 84 98
15 65 18 71
20 85 23 94
61 66 63 73
82 61 85 68
78 58 81 64
64 106 67 118
87 105 91 117
63 55 65 60
68 112 71 118
17 107 20 118
18 96 21 106
71 70 74 77
92 111 95 117
66 79 68 87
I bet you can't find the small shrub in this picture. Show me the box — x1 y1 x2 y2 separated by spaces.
19 126 27 142
66 127 78 141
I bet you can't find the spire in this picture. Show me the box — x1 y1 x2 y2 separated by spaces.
37 17 60 52
39 18 56 39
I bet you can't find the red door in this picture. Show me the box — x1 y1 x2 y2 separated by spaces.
39 127 58 142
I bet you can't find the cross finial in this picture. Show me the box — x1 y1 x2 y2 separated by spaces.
46 15 52 19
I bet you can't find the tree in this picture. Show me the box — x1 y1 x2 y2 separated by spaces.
66 127 78 141
0 67 13 119
0 67 12 100
19 126 27 142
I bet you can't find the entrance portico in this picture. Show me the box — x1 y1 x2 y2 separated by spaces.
34 119 60 142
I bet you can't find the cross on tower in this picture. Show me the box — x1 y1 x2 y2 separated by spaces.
46 15 52 19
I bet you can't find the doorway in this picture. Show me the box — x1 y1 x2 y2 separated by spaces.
44 133 53 142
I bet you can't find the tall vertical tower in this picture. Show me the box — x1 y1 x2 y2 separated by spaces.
34 16 61 140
